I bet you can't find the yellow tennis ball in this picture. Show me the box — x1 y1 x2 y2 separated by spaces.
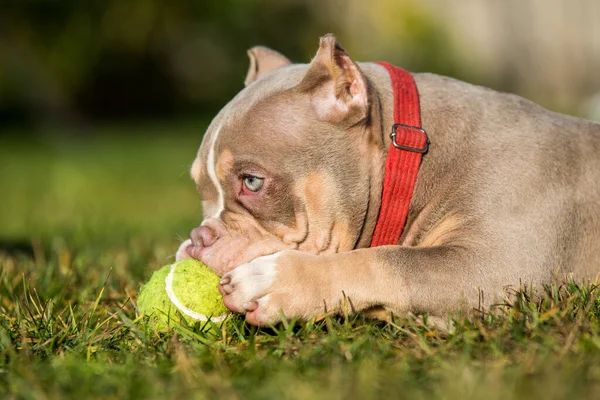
138 258 229 329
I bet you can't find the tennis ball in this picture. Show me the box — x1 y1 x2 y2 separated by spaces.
138 258 229 329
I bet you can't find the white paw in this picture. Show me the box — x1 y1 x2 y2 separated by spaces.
220 252 281 312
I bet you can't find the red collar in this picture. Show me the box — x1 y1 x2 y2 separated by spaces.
370 62 428 247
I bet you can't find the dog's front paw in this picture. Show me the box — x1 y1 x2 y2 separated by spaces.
218 251 330 326
219 252 280 319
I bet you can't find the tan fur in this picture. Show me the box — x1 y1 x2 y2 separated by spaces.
216 149 234 181
180 34 600 326
417 214 464 247
190 156 203 182
296 172 329 252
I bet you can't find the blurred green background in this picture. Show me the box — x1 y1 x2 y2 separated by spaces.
3 0 600 126
1 0 600 249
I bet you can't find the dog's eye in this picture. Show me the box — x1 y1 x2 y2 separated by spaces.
243 176 264 192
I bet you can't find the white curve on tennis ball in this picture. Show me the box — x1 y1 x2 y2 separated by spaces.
165 263 228 323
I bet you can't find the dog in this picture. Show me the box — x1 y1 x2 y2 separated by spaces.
176 34 600 326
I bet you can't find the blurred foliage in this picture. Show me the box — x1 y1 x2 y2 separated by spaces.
1 0 599 129
0 0 342 126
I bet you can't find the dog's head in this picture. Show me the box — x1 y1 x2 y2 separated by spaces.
178 35 386 276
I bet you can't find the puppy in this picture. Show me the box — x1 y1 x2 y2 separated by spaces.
177 34 600 326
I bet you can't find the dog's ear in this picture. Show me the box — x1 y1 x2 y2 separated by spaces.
298 34 369 125
245 46 292 86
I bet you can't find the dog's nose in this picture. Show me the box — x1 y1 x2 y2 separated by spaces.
190 225 217 249
185 225 217 261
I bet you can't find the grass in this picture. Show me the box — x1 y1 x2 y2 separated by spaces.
2 122 600 399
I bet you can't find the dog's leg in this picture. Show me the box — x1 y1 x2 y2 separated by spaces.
219 245 496 326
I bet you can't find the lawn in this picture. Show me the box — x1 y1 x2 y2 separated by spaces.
2 123 600 399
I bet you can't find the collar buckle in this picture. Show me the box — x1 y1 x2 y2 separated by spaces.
390 123 429 153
